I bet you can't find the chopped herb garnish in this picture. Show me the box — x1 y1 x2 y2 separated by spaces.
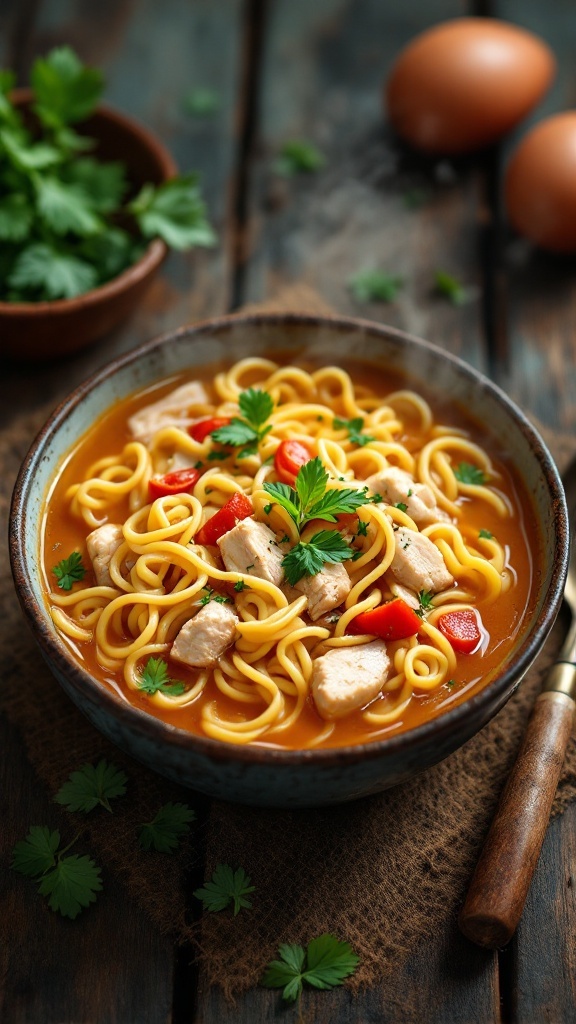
207 450 229 461
11 826 102 919
415 590 434 618
194 460 204 469
262 933 360 1003
194 864 255 916
264 503 273 514
274 140 324 176
479 528 493 539
52 550 86 591
54 760 127 814
282 530 355 586
213 594 232 604
445 678 455 689
371 493 384 504
234 580 249 592
349 269 403 303
407 489 413 497
455 462 486 486
356 520 368 537
138 802 195 853
263 457 370 532
333 416 375 447
394 502 408 513
211 388 274 458
138 657 185 697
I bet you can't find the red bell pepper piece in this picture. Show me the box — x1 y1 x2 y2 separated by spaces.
195 491 253 546
274 439 314 485
438 609 481 653
148 467 201 501
188 416 231 443
348 597 421 641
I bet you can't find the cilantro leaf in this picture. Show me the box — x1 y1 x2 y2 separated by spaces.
262 933 360 1003
479 528 493 539
54 759 128 814
31 46 104 127
61 157 127 213
349 269 403 303
416 590 434 618
193 864 255 915
34 175 102 236
333 416 375 447
274 140 325 176
394 502 408 513
138 657 185 697
38 853 102 919
138 802 195 853
11 825 60 877
282 530 354 586
9 243 98 300
0 126 61 169
234 580 249 592
129 175 216 250
0 194 33 241
454 462 486 486
52 550 86 590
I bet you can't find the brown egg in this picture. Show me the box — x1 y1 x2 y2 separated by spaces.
505 113 576 252
385 18 555 155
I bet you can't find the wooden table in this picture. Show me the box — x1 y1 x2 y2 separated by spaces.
1 1 575 1021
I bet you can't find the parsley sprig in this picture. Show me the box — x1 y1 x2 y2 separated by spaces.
52 550 86 590
262 933 360 1003
138 657 185 697
282 529 357 587
454 462 486 486
211 388 274 458
0 47 215 302
333 416 375 447
55 759 127 813
11 826 102 919
415 589 434 618
194 864 255 915
138 802 195 853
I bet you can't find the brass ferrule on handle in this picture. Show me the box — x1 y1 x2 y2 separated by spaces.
542 660 576 699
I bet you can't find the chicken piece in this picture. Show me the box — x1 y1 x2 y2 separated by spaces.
365 466 448 525
312 640 390 720
389 527 454 594
387 579 420 610
171 601 239 668
218 518 285 586
128 381 209 443
86 524 124 587
295 562 351 621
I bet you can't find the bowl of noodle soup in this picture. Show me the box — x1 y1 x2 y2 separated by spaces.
10 313 568 807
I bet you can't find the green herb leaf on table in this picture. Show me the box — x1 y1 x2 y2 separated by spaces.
282 530 355 586
193 864 255 915
212 388 274 458
138 657 186 697
454 462 486 486
129 174 216 250
138 802 195 853
11 826 102 919
262 933 360 1003
333 415 375 447
274 140 325 176
52 550 86 591
434 270 469 306
54 759 128 813
479 528 493 539
184 88 220 116
349 269 403 303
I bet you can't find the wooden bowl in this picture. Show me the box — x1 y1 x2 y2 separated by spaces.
0 90 177 361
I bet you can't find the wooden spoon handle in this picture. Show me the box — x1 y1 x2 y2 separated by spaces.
458 688 575 949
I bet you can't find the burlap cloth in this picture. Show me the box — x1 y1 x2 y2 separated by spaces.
2 287 576 999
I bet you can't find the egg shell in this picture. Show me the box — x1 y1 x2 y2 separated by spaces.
505 113 576 252
385 17 555 155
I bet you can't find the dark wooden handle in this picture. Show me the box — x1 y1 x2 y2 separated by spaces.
458 690 575 949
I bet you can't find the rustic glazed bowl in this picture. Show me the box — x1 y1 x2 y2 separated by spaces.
0 91 177 362
9 314 569 807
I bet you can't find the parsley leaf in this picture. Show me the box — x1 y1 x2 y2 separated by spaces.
264 457 370 531
193 864 255 915
454 462 486 486
234 580 249 592
394 502 408 513
129 174 216 250
52 550 86 590
54 759 128 814
282 530 354 586
9 243 98 300
479 528 493 539
333 416 375 447
61 157 127 213
356 520 368 537
0 193 33 241
212 388 274 457
416 590 434 618
274 140 325 176
349 269 403 303
35 175 102 236
262 933 360 1003
138 802 195 853
11 826 102 919
31 46 104 127
138 657 185 697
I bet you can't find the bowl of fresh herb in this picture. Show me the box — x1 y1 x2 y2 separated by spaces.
0 47 215 360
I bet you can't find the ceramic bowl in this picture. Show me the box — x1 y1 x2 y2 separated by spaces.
0 91 177 361
9 314 569 807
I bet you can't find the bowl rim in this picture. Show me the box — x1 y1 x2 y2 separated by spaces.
9 311 570 767
0 94 176 316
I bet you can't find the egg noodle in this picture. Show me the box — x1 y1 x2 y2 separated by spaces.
48 358 514 746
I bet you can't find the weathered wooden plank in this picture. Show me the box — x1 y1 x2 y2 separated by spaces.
240 0 489 369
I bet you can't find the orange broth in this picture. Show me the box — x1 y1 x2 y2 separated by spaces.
41 361 540 749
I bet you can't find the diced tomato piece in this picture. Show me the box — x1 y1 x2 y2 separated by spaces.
195 491 253 546
188 417 231 443
438 609 482 654
348 598 421 641
149 467 201 501
274 439 314 485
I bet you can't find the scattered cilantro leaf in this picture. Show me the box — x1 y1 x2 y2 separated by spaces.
262 933 360 1003
52 550 86 591
193 864 255 915
138 802 195 853
454 462 486 486
416 590 434 618
479 528 493 539
446 678 455 689
54 759 128 814
184 87 220 116
234 580 249 592
356 520 368 537
274 140 325 176
333 416 375 447
129 174 216 250
11 826 102 919
394 502 408 513
282 530 354 586
349 269 403 303
434 270 468 306
213 594 232 604
212 388 274 457
138 657 185 697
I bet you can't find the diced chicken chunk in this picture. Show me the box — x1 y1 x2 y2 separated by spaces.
295 562 351 621
389 527 454 594
171 601 239 668
312 640 390 719
86 524 124 587
218 518 285 586
128 381 209 443
365 466 448 525
387 579 420 610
